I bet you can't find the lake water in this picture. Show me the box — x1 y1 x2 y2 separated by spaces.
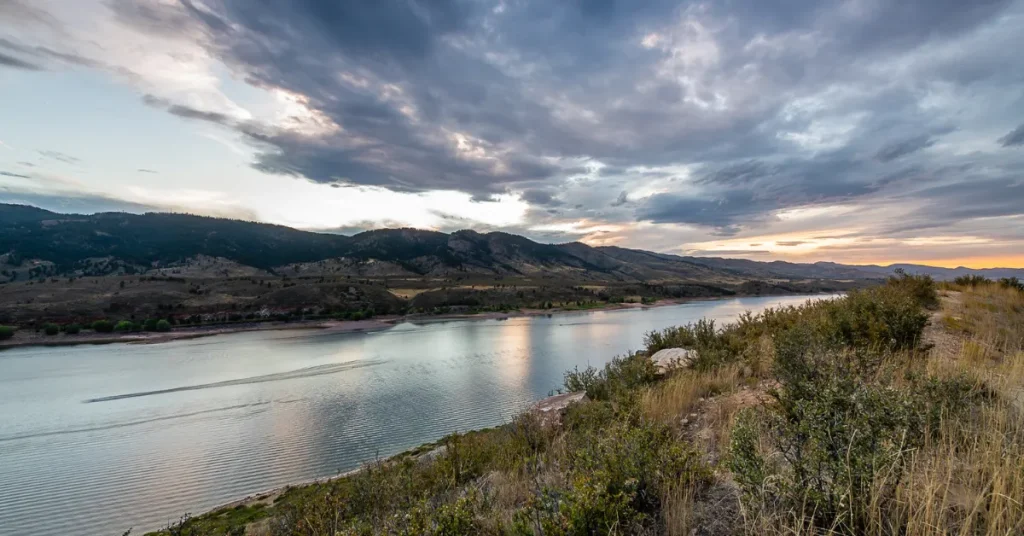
0 294 830 536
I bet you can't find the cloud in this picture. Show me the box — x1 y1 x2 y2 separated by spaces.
610 191 629 207
137 169 158 174
875 134 936 162
0 190 161 215
0 50 41 70
777 241 806 247
520 188 563 207
4 0 1024 265
37 150 80 164
142 95 235 125
999 123 1024 147
0 171 32 179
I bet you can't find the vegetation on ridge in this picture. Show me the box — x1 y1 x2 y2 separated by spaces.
142 272 1024 535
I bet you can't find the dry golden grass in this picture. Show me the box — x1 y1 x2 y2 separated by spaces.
387 288 431 299
728 284 1024 536
660 478 699 536
639 365 744 426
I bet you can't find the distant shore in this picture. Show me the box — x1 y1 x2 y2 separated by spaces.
0 293 833 351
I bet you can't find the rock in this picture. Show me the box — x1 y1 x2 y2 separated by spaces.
650 347 695 374
530 391 588 426
416 445 447 465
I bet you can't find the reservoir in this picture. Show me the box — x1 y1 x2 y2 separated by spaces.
0 294 829 535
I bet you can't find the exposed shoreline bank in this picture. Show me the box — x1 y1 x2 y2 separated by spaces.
0 292 836 351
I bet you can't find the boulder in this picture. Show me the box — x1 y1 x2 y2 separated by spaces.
651 348 694 374
530 391 588 426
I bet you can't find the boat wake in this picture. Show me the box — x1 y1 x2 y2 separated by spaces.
85 360 383 403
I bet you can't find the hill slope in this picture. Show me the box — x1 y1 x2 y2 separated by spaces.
0 204 1019 282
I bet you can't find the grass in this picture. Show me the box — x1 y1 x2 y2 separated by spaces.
144 275 1023 536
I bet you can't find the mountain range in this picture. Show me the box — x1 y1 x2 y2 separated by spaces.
0 203 1019 282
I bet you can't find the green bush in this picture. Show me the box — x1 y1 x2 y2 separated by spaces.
155 319 172 332
887 269 939 309
143 318 159 331
729 326 925 533
0 325 14 340
63 323 81 335
43 323 60 335
114 320 135 332
564 351 657 401
820 287 930 352
92 320 115 333
514 420 710 535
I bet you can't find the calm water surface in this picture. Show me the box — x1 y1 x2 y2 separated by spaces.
0 295 831 535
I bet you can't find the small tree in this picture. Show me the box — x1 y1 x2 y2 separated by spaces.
92 320 115 333
43 323 60 336
114 320 135 332
0 326 14 340
64 324 82 335
155 319 172 332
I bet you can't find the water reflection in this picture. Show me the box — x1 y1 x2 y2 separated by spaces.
0 294 835 536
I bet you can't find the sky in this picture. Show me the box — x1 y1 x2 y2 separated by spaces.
1 0 1022 268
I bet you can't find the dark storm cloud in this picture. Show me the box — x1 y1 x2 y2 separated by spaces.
999 124 1024 147
104 0 1023 234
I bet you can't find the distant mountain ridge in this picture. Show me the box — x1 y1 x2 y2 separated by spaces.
0 204 1019 282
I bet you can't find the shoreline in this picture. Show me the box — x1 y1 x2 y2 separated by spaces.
0 292 835 351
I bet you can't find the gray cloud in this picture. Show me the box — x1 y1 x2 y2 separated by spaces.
999 123 1024 147
137 169 158 174
520 189 563 207
37 150 80 164
71 0 1020 246
142 95 234 125
610 191 629 207
875 134 936 162
0 171 32 179
0 50 40 70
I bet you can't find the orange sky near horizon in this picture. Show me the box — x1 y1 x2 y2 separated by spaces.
844 255 1024 270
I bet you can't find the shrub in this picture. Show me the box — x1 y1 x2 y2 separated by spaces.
155 319 172 332
999 277 1024 292
143 318 159 331
953 274 990 287
729 327 924 533
43 323 60 335
63 323 81 335
887 269 938 309
564 351 657 401
92 320 115 333
0 325 13 340
821 287 930 352
114 320 135 332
